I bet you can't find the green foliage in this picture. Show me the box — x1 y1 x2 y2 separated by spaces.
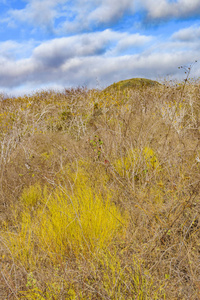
104 77 161 93
89 135 104 159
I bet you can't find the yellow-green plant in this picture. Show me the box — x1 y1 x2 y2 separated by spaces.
3 162 127 267
36 183 125 259
114 147 160 179
96 250 164 299
19 275 77 300
143 146 159 170
20 183 44 209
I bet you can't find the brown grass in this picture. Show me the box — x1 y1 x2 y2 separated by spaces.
1 80 200 299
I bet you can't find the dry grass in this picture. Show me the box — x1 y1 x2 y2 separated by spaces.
1 80 200 299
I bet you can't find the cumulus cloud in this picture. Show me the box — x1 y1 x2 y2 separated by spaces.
140 0 200 20
4 0 135 34
32 29 119 67
88 0 135 24
0 40 37 60
1 50 198 94
0 29 152 91
0 28 199 96
0 56 38 88
55 0 135 33
2 0 200 36
112 33 152 54
8 0 68 32
3 0 200 34
172 25 200 41
32 29 152 70
0 40 24 59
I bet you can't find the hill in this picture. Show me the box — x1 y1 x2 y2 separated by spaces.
103 77 161 92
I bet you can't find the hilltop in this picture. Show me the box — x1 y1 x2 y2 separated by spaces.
103 77 161 92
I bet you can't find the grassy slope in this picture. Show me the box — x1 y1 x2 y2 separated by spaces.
1 80 200 299
103 77 161 93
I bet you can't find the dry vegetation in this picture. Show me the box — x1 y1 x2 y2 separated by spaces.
1 77 200 299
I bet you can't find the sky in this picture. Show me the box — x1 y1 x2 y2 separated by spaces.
0 0 200 96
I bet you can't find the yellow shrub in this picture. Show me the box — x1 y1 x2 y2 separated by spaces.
4 162 127 265
20 183 44 208
114 148 139 177
37 183 125 257
114 147 160 179
143 146 159 170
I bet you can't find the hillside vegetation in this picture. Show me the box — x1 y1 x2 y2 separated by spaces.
103 78 160 93
1 78 200 299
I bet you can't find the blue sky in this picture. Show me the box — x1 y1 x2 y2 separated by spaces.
0 0 200 95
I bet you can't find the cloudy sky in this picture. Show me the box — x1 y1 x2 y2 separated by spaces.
0 0 200 95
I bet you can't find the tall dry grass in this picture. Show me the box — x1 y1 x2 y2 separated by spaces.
1 78 200 299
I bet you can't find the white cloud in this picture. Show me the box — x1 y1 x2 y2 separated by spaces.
3 0 200 35
0 40 23 59
9 0 67 32
113 33 152 54
2 0 200 35
88 0 135 24
0 56 38 88
56 0 135 34
0 32 199 96
172 25 200 41
5 0 135 34
0 40 36 60
32 29 152 68
140 0 200 20
0 8 200 97
32 30 119 68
